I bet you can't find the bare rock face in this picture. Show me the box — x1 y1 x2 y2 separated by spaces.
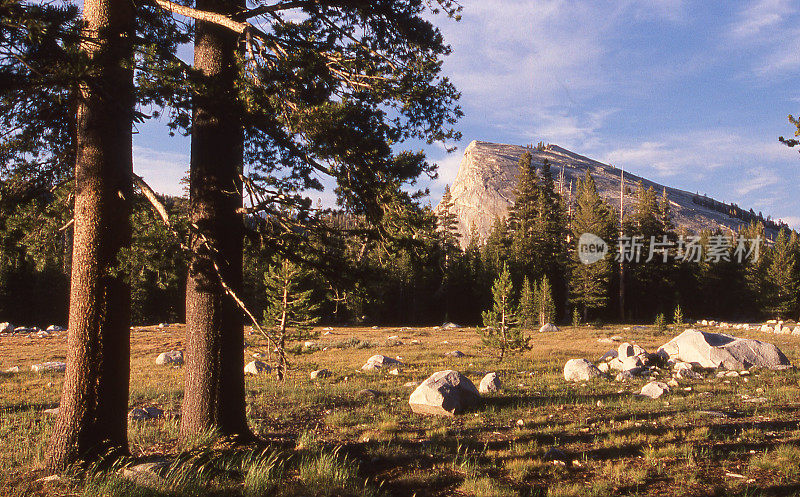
409 370 480 416
436 140 772 246
657 329 791 370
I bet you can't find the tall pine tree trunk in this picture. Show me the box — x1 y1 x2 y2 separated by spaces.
180 0 249 441
46 0 134 471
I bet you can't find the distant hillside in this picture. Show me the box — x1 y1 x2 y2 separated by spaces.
436 141 784 247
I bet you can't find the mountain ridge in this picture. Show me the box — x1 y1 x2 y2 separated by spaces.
436 140 782 247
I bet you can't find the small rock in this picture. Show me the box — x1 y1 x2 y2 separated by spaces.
403 381 419 388
441 322 461 329
479 372 502 393
444 350 466 358
4 366 20 373
640 381 670 399
310 369 331 379
0 322 13 333
244 360 271 375
46 325 64 332
43 407 59 416
389 368 401 375
516 419 525 427
539 323 559 333
155 350 183 366
544 447 566 461
128 408 150 421
31 362 66 373
357 389 380 399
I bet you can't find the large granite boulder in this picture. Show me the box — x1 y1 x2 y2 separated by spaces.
657 329 791 370
409 370 480 416
563 359 603 382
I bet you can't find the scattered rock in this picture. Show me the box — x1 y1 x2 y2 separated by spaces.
120 460 170 488
46 325 64 332
389 368 401 375
441 322 461 329
158 323 169 328
357 389 380 399
479 372 501 393
362 354 403 371
618 342 646 359
43 407 59 416
563 359 602 382
310 369 331 379
155 350 183 366
610 336 624 341
35 330 50 338
640 381 670 399
0 322 12 333
31 362 66 373
599 349 618 362
4 366 20 373
657 329 791 370
444 350 466 358
244 360 271 375
544 447 566 461
128 407 164 421
409 370 480 416
621 355 644 372
539 323 559 333
676 368 701 380
615 371 637 382
403 381 419 388
597 362 610 374
598 337 615 344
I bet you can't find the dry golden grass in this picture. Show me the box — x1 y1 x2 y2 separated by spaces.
3 322 800 496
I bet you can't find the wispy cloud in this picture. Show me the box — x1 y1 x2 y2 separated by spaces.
735 167 780 195
133 146 187 196
602 129 794 178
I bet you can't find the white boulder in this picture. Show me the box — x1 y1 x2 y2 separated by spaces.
155 350 183 366
31 362 66 373
441 322 461 329
409 370 480 416
0 322 12 333
563 359 603 382
310 369 331 379
539 323 559 333
479 372 502 393
640 381 670 399
362 354 403 371
657 329 791 370
244 360 270 375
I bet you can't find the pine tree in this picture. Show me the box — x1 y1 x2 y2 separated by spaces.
263 258 320 380
765 229 799 319
534 276 556 327
480 264 527 360
437 184 461 255
517 276 536 328
569 171 615 320
508 155 567 318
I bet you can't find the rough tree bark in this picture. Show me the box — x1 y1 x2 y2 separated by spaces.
45 0 134 471
180 0 250 441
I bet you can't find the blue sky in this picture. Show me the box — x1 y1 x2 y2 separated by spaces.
133 0 800 227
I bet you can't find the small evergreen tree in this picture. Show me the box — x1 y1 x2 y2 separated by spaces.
765 229 799 319
534 276 555 327
263 258 320 380
672 304 684 327
517 276 536 328
481 264 527 361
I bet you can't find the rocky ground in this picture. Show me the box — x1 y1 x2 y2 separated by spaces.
3 322 800 496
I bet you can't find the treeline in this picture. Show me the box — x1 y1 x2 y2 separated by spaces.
691 193 788 231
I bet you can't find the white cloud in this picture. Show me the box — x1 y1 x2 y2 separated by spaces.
133 146 188 197
734 167 780 195
602 129 794 179
729 0 790 39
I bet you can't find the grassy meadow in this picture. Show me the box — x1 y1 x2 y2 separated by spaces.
3 323 800 496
